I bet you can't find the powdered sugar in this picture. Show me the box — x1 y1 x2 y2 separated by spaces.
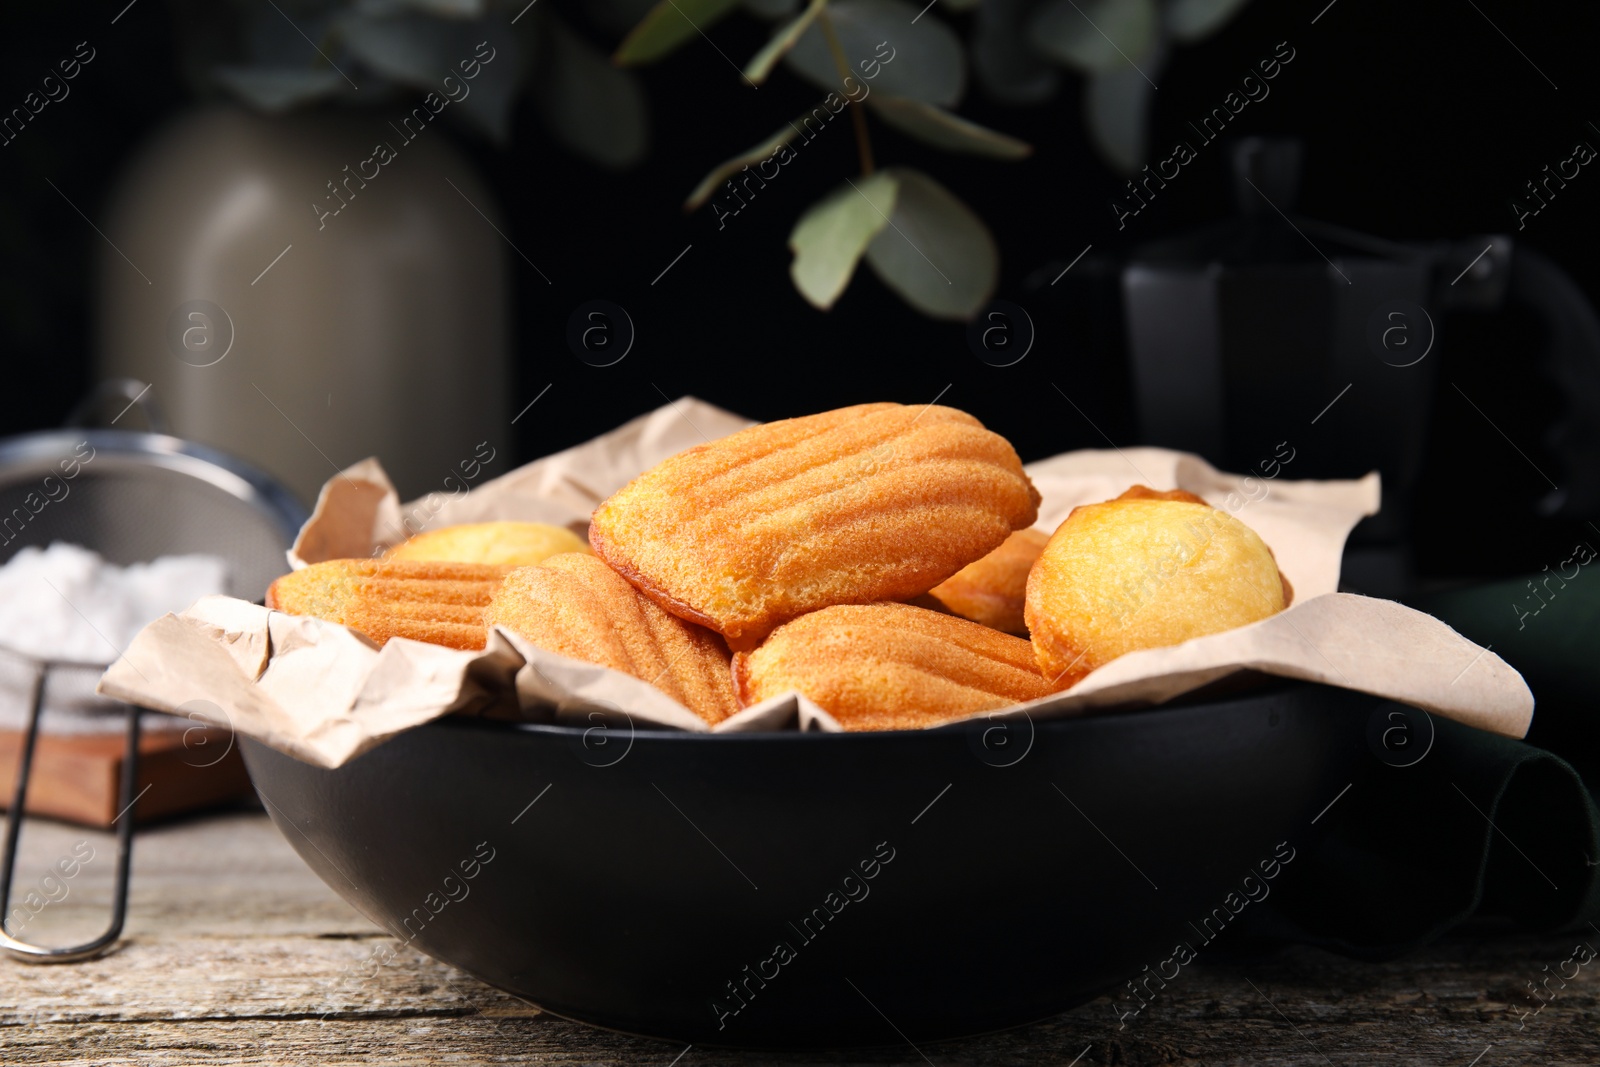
0 544 227 733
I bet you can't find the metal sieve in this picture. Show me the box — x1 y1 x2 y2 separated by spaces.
0 379 306 962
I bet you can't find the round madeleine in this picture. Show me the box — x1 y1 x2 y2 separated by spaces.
1025 494 1287 688
388 521 589 567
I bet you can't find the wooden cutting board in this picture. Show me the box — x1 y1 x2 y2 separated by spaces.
0 723 252 828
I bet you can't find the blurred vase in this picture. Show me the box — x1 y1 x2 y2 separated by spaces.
96 104 510 505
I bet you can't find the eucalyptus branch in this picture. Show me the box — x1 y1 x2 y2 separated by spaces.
816 7 874 176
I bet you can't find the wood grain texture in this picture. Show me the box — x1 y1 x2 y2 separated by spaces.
0 725 250 827
3 813 1598 1065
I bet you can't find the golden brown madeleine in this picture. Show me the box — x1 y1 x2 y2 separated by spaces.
923 527 1050 635
590 403 1041 647
1112 485 1209 506
266 559 513 650
485 553 739 726
1025 490 1287 689
386 521 589 566
732 603 1053 731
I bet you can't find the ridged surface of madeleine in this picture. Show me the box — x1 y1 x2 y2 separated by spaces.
590 403 1040 646
266 559 512 650
733 603 1052 731
923 527 1049 635
486 553 739 726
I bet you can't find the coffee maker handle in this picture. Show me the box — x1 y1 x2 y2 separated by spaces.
1510 247 1600 517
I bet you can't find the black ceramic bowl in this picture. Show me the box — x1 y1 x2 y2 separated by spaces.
242 681 1382 1047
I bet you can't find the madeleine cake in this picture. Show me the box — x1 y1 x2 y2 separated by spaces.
486 553 739 726
386 521 589 567
266 559 512 650
589 403 1040 647
732 602 1053 730
1024 488 1288 688
921 527 1049 635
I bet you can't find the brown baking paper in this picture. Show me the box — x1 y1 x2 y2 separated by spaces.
98 399 1532 769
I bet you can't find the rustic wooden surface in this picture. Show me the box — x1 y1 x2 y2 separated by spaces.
0 725 250 827
2 810 1597 1066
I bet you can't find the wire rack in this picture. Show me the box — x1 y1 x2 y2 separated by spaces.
0 646 139 963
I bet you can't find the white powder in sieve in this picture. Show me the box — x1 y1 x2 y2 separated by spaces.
0 544 228 733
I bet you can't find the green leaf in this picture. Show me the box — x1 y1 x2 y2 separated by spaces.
341 12 452 86
789 171 901 310
868 96 1032 159
452 19 524 142
972 0 1060 104
685 122 800 209
613 0 741 66
784 0 966 106
1085 45 1164 173
212 67 346 111
744 0 827 83
1026 0 1158 74
337 12 523 139
864 168 996 320
1164 0 1252 42
538 17 650 168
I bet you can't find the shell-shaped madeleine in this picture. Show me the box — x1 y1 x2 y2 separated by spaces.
922 527 1049 635
590 403 1040 646
266 559 512 650
485 553 739 726
732 603 1053 731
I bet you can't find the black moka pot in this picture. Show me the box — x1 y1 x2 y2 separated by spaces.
1049 138 1600 596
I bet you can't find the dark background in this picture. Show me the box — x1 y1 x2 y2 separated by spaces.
2 0 1597 580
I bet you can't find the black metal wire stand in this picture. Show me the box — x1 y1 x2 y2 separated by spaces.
0 647 139 963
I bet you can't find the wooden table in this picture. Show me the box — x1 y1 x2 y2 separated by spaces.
3 809 1597 1066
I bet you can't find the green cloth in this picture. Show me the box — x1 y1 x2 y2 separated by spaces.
1248 575 1600 956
